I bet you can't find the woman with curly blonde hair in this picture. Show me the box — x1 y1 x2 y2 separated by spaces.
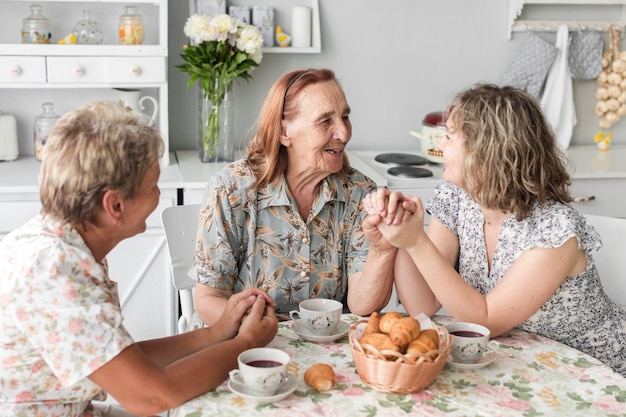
364 83 626 376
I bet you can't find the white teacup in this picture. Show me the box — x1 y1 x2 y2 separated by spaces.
289 299 343 336
228 348 290 396
445 322 492 364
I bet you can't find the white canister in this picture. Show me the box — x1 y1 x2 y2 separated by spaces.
291 6 311 48
0 112 18 161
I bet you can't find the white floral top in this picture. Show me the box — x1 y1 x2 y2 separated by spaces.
426 182 626 377
0 215 135 417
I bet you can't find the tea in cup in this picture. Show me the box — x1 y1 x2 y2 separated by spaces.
445 322 492 364
228 348 290 395
289 299 343 336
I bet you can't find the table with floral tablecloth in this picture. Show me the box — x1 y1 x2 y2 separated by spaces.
171 314 626 417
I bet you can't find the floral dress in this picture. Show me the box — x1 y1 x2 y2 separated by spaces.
189 158 377 316
0 215 135 416
426 182 626 377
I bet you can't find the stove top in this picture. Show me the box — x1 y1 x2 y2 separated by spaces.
374 153 429 166
387 165 434 178
347 150 444 190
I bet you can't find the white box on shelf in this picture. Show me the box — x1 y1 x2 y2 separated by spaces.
252 6 274 47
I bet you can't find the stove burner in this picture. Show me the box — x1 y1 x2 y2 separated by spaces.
387 166 433 178
375 153 428 166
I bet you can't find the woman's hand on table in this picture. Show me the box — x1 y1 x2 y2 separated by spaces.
238 293 279 347
212 288 277 342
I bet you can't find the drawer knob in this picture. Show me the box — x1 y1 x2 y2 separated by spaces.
73 66 85 76
573 195 596 203
130 66 142 76
10 66 21 76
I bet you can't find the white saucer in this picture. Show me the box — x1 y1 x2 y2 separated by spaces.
292 320 350 343
446 342 498 370
228 375 297 404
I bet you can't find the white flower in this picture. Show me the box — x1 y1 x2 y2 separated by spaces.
211 14 237 42
236 26 264 55
183 14 210 45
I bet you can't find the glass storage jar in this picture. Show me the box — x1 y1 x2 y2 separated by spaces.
22 3 52 44
119 5 144 45
72 9 104 44
34 102 60 161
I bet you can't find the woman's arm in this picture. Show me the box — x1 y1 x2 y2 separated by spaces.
378 195 587 336
347 189 417 315
88 289 278 416
194 284 232 326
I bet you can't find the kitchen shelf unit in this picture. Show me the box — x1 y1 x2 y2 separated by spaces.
508 0 626 39
189 0 321 53
0 0 170 165
0 0 179 350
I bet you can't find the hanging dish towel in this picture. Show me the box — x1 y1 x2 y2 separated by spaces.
501 31 557 100
540 25 577 150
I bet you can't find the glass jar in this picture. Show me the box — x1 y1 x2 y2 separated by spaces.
22 4 52 44
119 5 144 45
72 9 104 44
34 102 60 161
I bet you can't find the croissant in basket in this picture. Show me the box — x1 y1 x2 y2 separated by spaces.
389 316 421 346
379 311 403 334
304 363 335 392
359 332 401 359
406 329 440 362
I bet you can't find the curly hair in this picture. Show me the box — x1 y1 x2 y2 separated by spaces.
446 84 572 220
245 68 351 188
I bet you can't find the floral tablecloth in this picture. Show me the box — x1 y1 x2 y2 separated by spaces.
171 315 626 417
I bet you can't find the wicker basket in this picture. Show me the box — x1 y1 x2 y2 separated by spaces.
349 319 451 394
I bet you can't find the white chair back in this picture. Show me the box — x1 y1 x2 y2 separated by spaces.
584 214 626 309
161 204 201 333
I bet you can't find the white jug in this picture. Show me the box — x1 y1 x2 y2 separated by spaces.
113 88 158 126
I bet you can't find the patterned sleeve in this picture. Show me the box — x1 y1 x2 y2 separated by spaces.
519 205 602 255
188 165 243 290
425 181 462 233
14 245 134 388
345 169 378 276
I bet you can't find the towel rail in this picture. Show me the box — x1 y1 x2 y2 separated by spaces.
508 0 626 39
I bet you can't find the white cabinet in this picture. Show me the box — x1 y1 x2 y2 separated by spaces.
0 155 184 342
567 145 626 218
0 0 170 165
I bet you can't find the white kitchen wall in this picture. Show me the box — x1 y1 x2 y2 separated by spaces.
168 1 626 153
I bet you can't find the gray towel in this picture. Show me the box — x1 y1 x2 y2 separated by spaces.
502 31 558 100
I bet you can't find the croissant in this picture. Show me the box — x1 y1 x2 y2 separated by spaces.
304 363 335 392
364 311 381 334
378 311 403 334
389 316 421 346
359 332 401 359
406 330 439 362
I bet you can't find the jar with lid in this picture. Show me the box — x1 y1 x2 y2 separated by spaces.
22 3 52 44
72 9 104 44
34 102 60 161
119 5 144 45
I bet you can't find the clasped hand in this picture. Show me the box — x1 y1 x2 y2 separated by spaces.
362 189 426 249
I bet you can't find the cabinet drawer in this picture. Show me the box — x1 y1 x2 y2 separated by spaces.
570 178 626 218
47 57 107 84
0 56 46 83
107 57 166 83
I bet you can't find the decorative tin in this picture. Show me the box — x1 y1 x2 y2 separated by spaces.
252 6 274 47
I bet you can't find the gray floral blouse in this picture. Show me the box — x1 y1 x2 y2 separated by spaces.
426 181 626 377
189 158 377 316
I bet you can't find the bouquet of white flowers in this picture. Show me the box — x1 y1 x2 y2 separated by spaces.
177 14 263 160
